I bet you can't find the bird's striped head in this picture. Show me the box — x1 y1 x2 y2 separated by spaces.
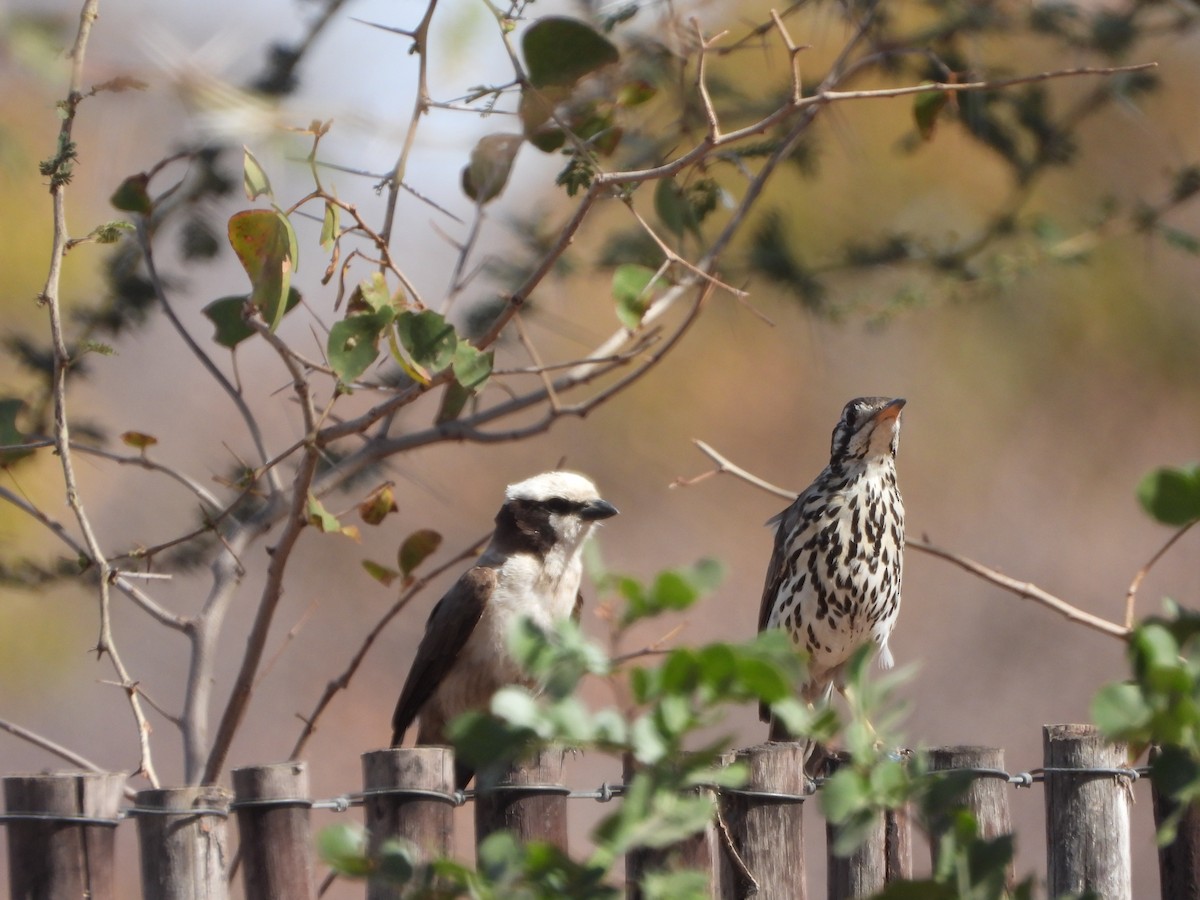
830 397 905 464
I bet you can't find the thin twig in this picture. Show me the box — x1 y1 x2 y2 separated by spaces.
138 222 283 497
909 538 1129 641
0 717 136 799
202 448 321 783
1124 520 1198 629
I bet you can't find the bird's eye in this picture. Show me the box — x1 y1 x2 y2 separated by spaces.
542 497 577 515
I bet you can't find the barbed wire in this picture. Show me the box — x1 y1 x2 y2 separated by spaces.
0 762 1150 826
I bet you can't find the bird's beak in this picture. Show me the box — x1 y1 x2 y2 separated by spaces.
581 499 619 521
873 398 906 423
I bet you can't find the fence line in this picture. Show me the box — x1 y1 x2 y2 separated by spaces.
2 724 1194 899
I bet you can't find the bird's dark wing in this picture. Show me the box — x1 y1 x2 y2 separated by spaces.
757 501 800 634
390 567 495 746
758 500 800 725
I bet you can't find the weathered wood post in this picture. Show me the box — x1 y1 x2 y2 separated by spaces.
927 746 1013 883
231 761 316 900
3 770 125 900
361 747 457 900
1043 724 1132 900
133 785 232 900
624 753 724 899
825 755 912 900
1150 746 1200 900
474 747 569 856
718 742 810 900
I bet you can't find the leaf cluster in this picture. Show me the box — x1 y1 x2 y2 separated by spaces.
1093 604 1200 842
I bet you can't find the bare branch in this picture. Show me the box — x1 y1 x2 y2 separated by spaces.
909 539 1129 641
0 717 135 799
1124 520 1199 629
671 440 795 499
377 0 440 267
202 448 322 784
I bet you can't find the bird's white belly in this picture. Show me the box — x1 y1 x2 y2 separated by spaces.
426 556 579 727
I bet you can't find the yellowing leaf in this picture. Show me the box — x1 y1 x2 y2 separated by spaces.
121 431 158 451
359 482 399 525
228 209 298 333
243 146 273 200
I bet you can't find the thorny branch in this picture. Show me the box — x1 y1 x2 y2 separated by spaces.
36 0 160 787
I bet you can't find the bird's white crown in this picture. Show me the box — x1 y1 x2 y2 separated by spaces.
505 470 601 504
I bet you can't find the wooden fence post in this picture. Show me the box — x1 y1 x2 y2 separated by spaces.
927 746 1013 883
3 771 125 900
624 753 724 899
1043 723 1132 900
474 746 569 857
232 761 316 900
825 756 912 900
361 747 457 900
133 785 232 900
1150 746 1200 900
718 742 810 900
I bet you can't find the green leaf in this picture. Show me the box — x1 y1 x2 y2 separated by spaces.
491 686 542 729
612 264 661 331
306 494 360 540
320 201 339 251
351 273 394 315
228 209 298 332
1136 465 1200 525
435 381 473 425
317 823 372 877
395 310 458 376
1160 225 1200 256
375 839 416 884
654 177 692 238
461 133 523 204
0 399 34 465
640 869 710 900
630 713 669 764
327 309 393 384
451 342 493 393
1092 683 1152 738
85 220 135 243
913 88 949 140
202 289 301 349
399 529 442 577
522 17 619 89
110 173 151 213
820 768 866 823
242 146 273 201
362 559 401 587
620 559 723 625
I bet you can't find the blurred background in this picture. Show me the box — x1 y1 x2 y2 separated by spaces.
1 0 1198 896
